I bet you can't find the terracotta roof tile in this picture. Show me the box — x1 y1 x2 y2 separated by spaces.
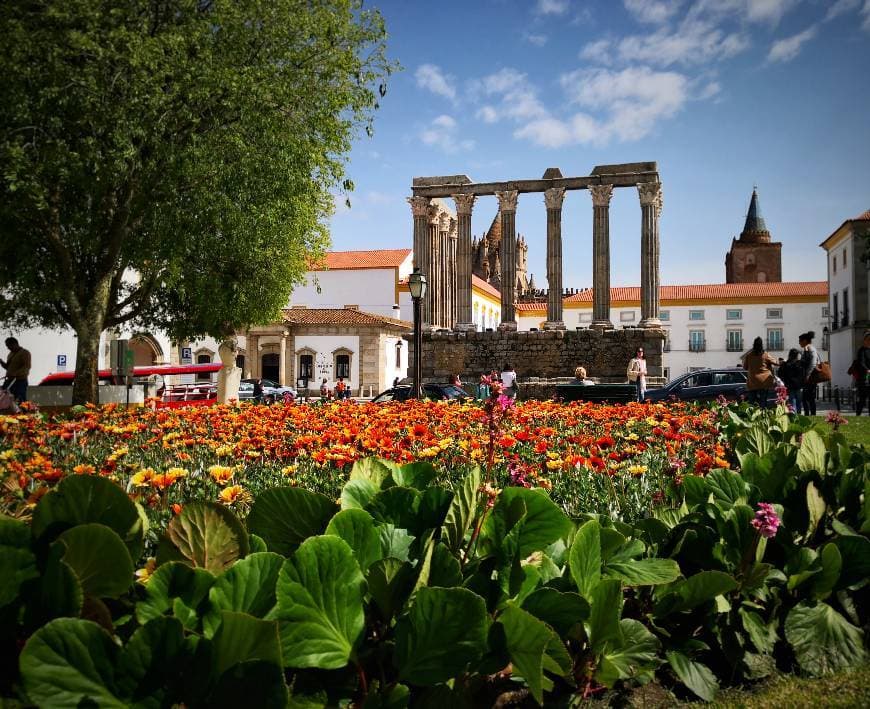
853 209 870 221
820 209 870 247
281 308 410 328
472 275 501 298
312 249 412 271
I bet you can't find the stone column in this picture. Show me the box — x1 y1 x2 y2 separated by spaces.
427 204 440 329
448 218 458 328
247 334 260 377
452 193 476 331
638 182 663 328
438 212 450 329
407 196 431 327
278 332 287 386
589 184 614 329
495 190 519 330
543 187 566 329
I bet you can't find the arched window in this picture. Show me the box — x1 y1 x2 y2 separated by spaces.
195 350 213 381
299 353 314 380
333 348 353 380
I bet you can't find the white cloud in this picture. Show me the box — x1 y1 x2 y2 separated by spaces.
415 64 456 102
863 0 870 31
614 20 749 66
471 69 548 122
476 106 499 123
697 80 721 99
536 0 569 15
524 32 549 46
623 0 683 24
580 39 613 62
745 0 798 24
825 0 861 21
767 25 817 62
420 114 474 154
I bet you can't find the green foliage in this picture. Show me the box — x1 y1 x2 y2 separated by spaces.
157 501 249 574
0 0 395 402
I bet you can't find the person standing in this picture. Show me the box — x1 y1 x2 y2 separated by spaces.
500 363 517 399
627 348 647 401
0 337 31 403
778 348 804 413
477 373 491 400
252 378 263 404
741 337 777 407
799 331 821 416
854 331 870 415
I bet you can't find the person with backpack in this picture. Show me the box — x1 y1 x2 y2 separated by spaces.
777 348 804 413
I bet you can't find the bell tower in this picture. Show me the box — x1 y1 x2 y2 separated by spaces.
725 187 782 283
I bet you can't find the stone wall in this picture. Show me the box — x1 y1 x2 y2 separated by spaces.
408 328 666 386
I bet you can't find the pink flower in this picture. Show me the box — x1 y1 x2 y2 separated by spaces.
826 411 848 430
497 394 515 412
751 502 780 539
775 385 788 405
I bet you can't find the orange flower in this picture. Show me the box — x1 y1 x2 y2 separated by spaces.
219 485 252 505
73 463 96 475
208 465 235 485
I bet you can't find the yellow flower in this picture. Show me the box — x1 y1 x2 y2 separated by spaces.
215 445 233 458
546 460 562 470
165 467 188 479
219 485 252 505
281 465 298 476
130 468 156 487
208 465 235 485
135 557 157 585
628 464 648 476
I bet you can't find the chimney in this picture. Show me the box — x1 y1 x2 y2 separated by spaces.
393 304 401 319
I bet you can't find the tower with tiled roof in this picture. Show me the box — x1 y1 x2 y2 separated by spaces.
725 188 782 283
471 210 529 294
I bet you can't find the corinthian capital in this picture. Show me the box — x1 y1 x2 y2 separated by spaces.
638 182 662 208
438 212 451 232
451 192 476 216
544 187 566 211
589 184 613 208
449 217 457 237
407 195 431 218
428 203 441 225
495 189 519 213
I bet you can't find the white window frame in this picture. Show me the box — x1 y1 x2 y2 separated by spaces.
766 308 783 319
689 310 705 321
726 309 742 321
659 310 670 321
767 328 784 352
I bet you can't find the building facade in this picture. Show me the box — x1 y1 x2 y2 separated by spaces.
820 209 870 390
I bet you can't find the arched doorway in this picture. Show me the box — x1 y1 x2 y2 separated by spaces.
261 353 279 382
130 334 163 366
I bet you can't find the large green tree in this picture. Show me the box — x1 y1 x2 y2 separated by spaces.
0 0 393 403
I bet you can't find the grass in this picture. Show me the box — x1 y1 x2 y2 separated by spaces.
711 665 870 708
811 415 870 448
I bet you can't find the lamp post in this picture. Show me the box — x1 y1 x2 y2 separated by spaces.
408 268 427 399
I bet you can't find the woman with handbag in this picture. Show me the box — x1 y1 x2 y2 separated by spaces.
741 337 777 408
627 348 647 402
799 331 821 416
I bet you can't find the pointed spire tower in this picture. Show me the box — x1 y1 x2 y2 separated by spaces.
725 187 782 283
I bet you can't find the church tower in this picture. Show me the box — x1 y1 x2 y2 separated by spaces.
725 188 782 283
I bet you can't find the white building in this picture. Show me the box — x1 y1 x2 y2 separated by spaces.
517 282 828 380
820 209 870 390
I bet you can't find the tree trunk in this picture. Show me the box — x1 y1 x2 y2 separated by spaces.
71 318 104 405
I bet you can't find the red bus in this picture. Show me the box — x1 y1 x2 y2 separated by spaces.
39 363 223 408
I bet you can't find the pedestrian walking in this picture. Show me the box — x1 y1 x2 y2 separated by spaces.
741 337 777 408
777 348 804 413
799 331 821 416
627 348 647 401
0 337 31 403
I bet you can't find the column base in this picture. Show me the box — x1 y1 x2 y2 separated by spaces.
590 320 614 330
543 321 566 330
639 318 662 328
454 322 477 332
498 322 518 332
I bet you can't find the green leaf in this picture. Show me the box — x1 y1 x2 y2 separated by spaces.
363 682 410 709
599 527 628 562
378 524 415 562
498 602 566 705
213 610 283 678
275 536 365 669
805 481 827 539
367 487 422 532
203 552 284 637
247 488 335 556
350 457 396 488
116 616 186 706
796 430 827 473
707 469 748 506
605 558 681 586
569 519 601 600
427 542 462 587
367 557 416 621
341 478 380 511
395 586 489 685
666 650 718 702
521 588 589 635
20 618 124 708
833 535 870 589
209 660 288 709
442 466 481 553
32 475 146 560
0 545 37 607
597 619 660 687
785 602 867 676
37 549 83 620
739 608 776 654
158 501 249 574
136 561 215 628
654 571 738 616
587 578 622 654
682 475 711 506
494 488 572 557
810 543 841 599
392 461 436 489
325 509 382 572
249 534 268 553
55 524 133 599
0 513 30 547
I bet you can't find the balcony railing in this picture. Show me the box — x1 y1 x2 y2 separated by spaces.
726 340 744 352
688 340 706 352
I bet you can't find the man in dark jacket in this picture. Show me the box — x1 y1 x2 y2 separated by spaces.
855 331 870 415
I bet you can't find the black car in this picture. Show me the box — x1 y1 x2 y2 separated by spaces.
372 383 470 403
645 368 767 403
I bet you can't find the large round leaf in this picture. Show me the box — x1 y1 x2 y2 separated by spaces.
32 475 146 560
394 586 489 685
521 588 589 636
605 558 681 586
349 457 396 488
208 660 288 709
0 546 37 608
247 488 336 556
366 487 422 532
785 602 867 676
203 552 285 637
158 501 249 575
569 519 601 600
487 488 573 558
391 462 436 490
55 524 133 599
20 618 124 708
136 561 215 628
275 535 365 669
213 610 283 678
325 509 382 571
116 616 186 705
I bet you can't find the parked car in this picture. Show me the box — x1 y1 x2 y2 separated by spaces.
240 378 296 404
371 383 470 403
644 367 777 404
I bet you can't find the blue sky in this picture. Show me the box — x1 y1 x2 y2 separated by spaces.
329 0 870 287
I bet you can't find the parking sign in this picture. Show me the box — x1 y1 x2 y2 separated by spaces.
57 354 67 372
181 347 192 364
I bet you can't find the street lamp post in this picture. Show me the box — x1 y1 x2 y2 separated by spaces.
408 268 427 399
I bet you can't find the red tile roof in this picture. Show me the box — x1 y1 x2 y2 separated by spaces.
472 275 501 298
312 249 412 271
281 308 410 328
820 209 870 247
852 209 870 221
